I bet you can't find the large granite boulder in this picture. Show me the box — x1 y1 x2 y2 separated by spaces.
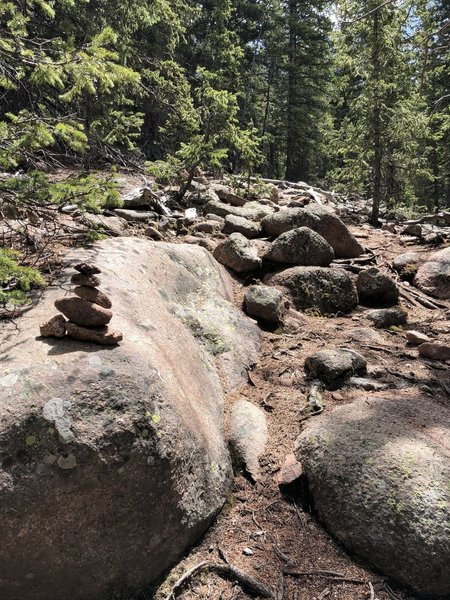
0 238 261 600
261 205 364 258
296 395 450 597
414 246 450 299
264 227 334 266
264 266 358 315
213 233 261 273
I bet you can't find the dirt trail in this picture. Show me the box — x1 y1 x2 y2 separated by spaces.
146 226 449 600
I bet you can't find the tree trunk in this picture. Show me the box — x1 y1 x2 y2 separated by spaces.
370 7 382 226
285 0 297 181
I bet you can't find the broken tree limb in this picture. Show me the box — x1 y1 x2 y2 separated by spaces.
283 568 368 585
165 561 274 599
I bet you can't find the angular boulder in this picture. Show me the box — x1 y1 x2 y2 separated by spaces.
229 400 268 481
213 233 261 273
261 205 364 258
264 266 358 315
414 247 450 299
367 307 407 329
264 227 334 266
356 268 399 307
0 238 261 600
296 395 450 597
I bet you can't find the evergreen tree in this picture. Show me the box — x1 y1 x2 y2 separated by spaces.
331 0 429 223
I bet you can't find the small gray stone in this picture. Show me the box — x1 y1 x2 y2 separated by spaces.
304 348 367 387
418 342 450 362
244 285 286 323
57 453 77 470
367 308 407 329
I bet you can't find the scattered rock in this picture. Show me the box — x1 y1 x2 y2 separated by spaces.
261 205 364 258
204 198 273 222
295 394 450 596
213 233 261 273
356 268 399 306
81 213 128 237
265 267 358 315
392 251 421 276
348 377 388 391
367 307 407 328
244 285 286 323
182 235 215 251
54 297 112 327
144 226 164 240
401 223 422 236
39 315 67 338
223 214 261 239
66 322 123 346
193 220 223 234
211 184 247 207
229 400 268 481
73 286 112 309
264 227 335 266
304 348 367 387
276 453 303 486
414 246 450 299
114 209 158 222
418 342 450 362
406 330 430 346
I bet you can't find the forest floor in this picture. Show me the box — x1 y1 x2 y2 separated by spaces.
144 227 449 600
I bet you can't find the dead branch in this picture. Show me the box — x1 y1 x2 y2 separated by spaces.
283 568 368 585
165 561 274 599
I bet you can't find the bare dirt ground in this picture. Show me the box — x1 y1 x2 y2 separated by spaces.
145 226 449 600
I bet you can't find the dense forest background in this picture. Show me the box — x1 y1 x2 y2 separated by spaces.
1 0 449 222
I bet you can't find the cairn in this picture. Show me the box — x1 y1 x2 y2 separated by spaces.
40 263 123 345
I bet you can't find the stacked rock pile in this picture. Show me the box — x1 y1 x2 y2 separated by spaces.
39 263 123 345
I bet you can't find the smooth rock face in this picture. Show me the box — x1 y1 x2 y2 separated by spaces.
367 307 407 328
244 285 286 323
356 268 399 306
414 247 450 299
261 205 364 258
418 342 450 361
0 238 261 600
213 233 261 272
54 297 113 327
295 395 450 596
223 214 261 239
304 348 367 387
66 322 123 346
114 208 158 222
265 267 358 315
229 400 268 481
39 314 66 338
82 213 128 237
73 286 112 309
212 184 247 207
264 227 335 266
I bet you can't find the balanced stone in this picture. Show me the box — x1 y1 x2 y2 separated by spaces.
55 297 112 327
71 273 100 287
39 314 67 338
74 262 101 275
66 322 122 346
74 286 112 309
